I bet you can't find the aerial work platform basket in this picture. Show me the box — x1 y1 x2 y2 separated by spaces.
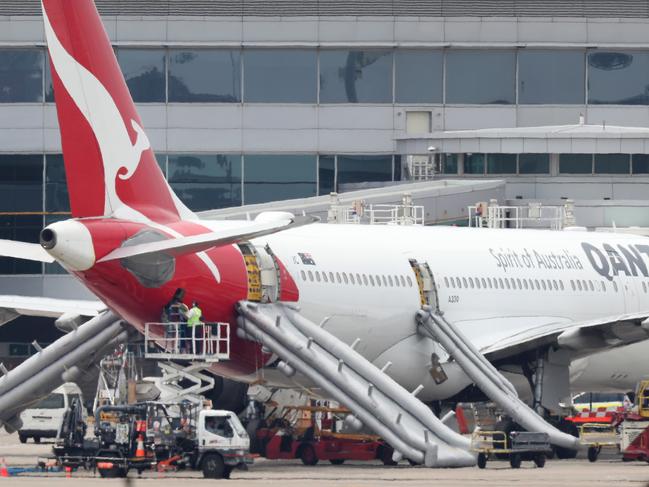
143 322 230 362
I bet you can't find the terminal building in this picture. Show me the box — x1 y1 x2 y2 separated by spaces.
2 0 649 362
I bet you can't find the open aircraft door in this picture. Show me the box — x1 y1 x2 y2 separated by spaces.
238 243 282 303
409 259 438 310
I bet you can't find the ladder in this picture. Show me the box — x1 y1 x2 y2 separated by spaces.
237 301 477 467
416 306 580 450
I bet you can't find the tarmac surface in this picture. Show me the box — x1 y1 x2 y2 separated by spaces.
2 431 649 486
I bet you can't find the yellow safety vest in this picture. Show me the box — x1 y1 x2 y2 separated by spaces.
187 307 202 327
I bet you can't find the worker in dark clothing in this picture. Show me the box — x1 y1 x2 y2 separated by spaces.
167 288 189 352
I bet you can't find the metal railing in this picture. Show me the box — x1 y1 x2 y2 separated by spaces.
144 322 230 362
468 203 566 230
329 203 424 226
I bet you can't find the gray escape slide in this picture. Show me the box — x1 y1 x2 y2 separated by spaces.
237 301 477 467
416 306 580 451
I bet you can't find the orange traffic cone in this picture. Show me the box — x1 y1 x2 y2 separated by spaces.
135 434 146 458
0 457 9 477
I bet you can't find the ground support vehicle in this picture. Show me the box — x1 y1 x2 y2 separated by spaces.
254 405 394 465
53 401 252 478
578 423 620 462
471 430 550 469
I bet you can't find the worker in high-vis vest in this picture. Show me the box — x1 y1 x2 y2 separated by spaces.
187 301 203 354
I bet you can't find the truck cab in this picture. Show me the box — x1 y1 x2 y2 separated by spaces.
197 409 252 478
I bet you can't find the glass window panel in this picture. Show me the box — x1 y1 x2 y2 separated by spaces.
588 51 649 105
518 50 585 104
0 215 42 274
244 49 316 103
45 51 54 103
519 153 550 174
395 50 443 103
116 48 166 103
168 154 242 211
487 154 517 174
560 154 592 174
0 155 43 211
594 153 630 174
442 154 459 174
45 154 69 212
632 154 649 174
464 154 485 174
446 50 515 104
244 154 316 205
318 155 335 195
337 155 393 186
169 49 241 103
320 50 393 103
0 49 43 103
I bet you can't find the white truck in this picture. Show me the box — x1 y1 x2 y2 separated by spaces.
55 401 252 479
19 383 83 444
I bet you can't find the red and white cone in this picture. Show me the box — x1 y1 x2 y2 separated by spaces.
0 458 9 477
135 434 146 458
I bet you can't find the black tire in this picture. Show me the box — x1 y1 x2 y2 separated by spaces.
378 446 397 466
202 453 226 479
493 419 520 460
33 436 41 444
477 453 488 469
534 453 546 468
97 465 127 478
510 453 522 469
554 420 579 459
329 459 345 465
299 444 319 466
223 465 233 479
18 434 26 444
588 446 600 463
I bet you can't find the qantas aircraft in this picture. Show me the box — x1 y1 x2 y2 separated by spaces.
2 0 649 446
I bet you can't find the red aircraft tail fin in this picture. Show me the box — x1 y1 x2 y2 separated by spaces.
41 0 193 223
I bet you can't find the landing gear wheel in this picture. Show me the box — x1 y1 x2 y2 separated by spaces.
509 453 522 469
477 453 488 469
588 446 600 463
300 444 319 466
533 453 546 468
202 453 226 479
18 434 26 444
33 436 41 444
554 420 579 459
329 459 345 465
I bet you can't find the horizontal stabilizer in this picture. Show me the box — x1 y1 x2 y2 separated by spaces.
98 215 317 263
0 239 55 263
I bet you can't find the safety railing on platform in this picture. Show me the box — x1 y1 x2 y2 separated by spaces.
144 322 230 362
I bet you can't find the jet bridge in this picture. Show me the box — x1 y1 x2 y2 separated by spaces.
236 301 477 467
416 307 580 451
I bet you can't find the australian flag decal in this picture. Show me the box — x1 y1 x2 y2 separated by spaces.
298 253 316 265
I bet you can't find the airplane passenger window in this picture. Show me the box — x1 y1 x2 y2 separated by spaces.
400 276 406 287
407 276 413 287
349 273 355 285
552 280 558 291
600 281 605 292
541 280 546 291
375 275 381 287
559 281 564 291
330 272 335 282
336 272 342 283
468 277 474 288
613 281 618 292
394 275 400 286
570 280 575 291
487 277 493 288
643 282 647 293
463 277 468 288
498 278 504 288
576 280 582 291
315 271 321 282
308 270 314 281
546 279 552 290
509 278 516 289
389 276 394 287
582 280 588 291
481 278 487 288
363 274 368 286
456 278 462 289
342 273 348 284
523 279 528 290
505 279 511 290
300 270 307 281
370 275 376 286
516 278 522 289
322 272 328 283
383 276 388 286
588 281 594 291
477 278 482 289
